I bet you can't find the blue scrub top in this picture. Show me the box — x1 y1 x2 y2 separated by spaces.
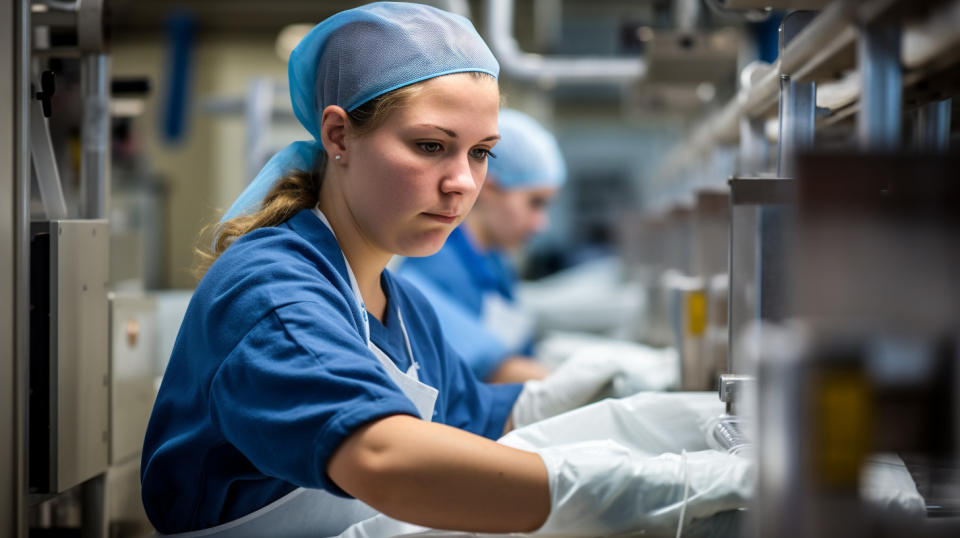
398 226 532 380
140 209 522 534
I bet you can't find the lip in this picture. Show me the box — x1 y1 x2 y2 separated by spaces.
423 212 459 224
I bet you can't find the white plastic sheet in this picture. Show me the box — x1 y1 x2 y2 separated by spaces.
511 342 678 428
336 392 926 538
503 393 752 536
338 393 746 538
535 331 678 376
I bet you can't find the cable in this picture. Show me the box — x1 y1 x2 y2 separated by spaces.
676 449 691 538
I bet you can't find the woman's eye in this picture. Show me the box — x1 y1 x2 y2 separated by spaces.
529 197 548 210
470 148 496 161
418 142 443 153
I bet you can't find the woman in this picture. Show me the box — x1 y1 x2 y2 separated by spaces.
141 3 752 537
397 109 565 383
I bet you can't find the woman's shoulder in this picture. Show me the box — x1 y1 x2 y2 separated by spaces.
223 223 313 261
214 226 320 279
217 210 341 273
166 218 362 376
198 217 352 314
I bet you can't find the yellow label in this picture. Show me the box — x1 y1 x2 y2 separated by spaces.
686 290 707 336
815 370 871 489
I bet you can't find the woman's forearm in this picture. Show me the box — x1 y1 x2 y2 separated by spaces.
327 414 550 533
488 356 549 384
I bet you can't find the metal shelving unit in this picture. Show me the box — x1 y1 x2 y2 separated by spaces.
655 0 959 187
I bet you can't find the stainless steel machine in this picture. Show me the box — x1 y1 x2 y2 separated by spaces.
711 2 960 535
753 152 960 538
2 1 156 536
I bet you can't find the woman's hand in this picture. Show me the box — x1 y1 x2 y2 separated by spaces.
510 344 678 429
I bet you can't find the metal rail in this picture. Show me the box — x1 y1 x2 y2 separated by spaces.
658 0 960 180
0 0 19 530
2 0 30 536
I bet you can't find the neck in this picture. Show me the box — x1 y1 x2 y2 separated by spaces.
318 182 392 322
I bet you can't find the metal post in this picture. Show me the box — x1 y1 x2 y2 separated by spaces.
756 11 817 323
776 10 818 177
738 116 768 176
730 109 766 372
776 74 816 178
913 98 952 152
80 53 110 219
728 62 770 374
857 23 902 151
80 473 106 538
2 0 30 536
0 0 17 531
736 61 773 178
16 0 30 532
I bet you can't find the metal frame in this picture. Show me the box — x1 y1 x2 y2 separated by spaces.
776 74 816 177
913 98 952 151
729 178 797 205
16 0 30 532
857 22 902 150
80 53 111 219
657 0 960 181
776 11 818 179
726 177 797 373
1 0 17 531
755 11 817 324
17 0 30 535
30 220 110 495
2 0 29 536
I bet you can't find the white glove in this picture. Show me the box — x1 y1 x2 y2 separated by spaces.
511 344 677 428
532 441 754 536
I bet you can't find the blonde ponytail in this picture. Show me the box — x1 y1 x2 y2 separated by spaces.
194 169 321 279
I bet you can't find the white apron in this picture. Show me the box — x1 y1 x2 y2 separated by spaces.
482 291 535 353
161 209 438 538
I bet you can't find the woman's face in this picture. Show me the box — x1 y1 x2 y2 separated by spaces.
342 74 500 257
476 181 558 250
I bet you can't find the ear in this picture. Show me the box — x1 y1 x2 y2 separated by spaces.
319 105 349 161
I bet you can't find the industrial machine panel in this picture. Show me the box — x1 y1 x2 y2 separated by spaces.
108 292 157 465
30 220 110 494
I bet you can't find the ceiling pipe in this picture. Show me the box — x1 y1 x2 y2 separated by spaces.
484 0 646 87
421 0 470 18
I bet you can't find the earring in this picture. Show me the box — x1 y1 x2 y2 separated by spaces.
334 154 342 160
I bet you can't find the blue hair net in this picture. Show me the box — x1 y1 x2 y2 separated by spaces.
223 2 499 221
486 109 566 191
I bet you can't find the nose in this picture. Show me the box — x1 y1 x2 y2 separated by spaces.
439 153 479 197
530 209 549 234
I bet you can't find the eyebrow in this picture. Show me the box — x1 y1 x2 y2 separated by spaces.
418 124 500 142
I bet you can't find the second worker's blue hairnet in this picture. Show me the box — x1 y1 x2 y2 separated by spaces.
486 109 566 191
223 2 499 221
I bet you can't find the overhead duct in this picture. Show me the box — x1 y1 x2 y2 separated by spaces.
484 0 646 87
